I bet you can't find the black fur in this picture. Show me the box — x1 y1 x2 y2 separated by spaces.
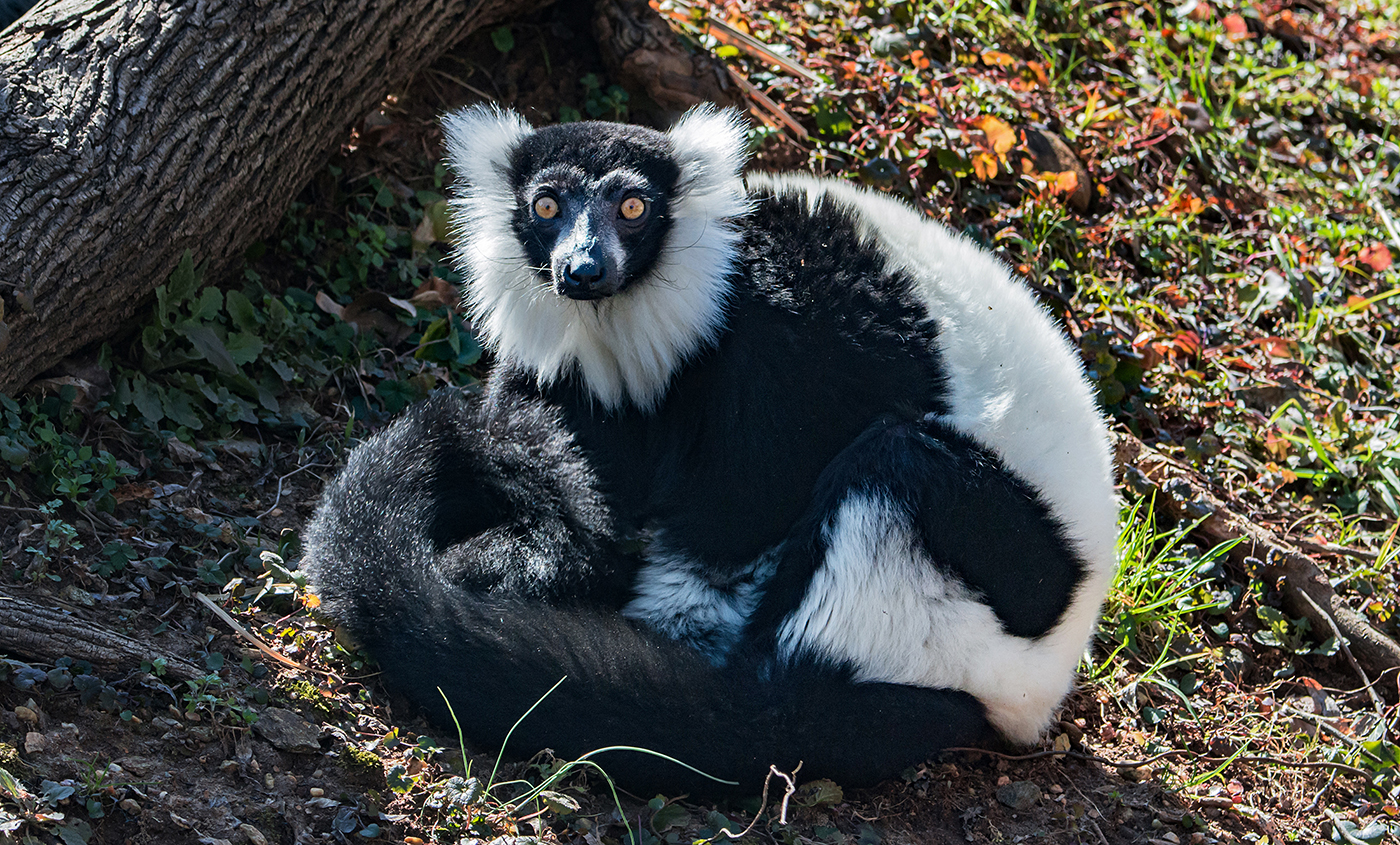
303 119 1092 795
306 391 988 794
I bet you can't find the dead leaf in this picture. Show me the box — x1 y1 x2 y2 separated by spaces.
980 49 1016 68
112 483 155 504
1358 242 1393 272
315 291 345 319
971 152 998 181
972 115 1016 155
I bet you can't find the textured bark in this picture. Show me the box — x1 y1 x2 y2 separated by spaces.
0 0 546 393
593 0 738 120
0 586 204 679
1114 433 1400 683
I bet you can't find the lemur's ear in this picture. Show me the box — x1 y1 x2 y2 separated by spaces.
442 105 533 193
666 105 749 195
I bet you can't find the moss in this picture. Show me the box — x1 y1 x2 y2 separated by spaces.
0 742 22 772
272 678 333 723
340 743 386 790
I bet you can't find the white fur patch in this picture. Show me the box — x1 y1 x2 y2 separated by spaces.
748 173 1118 742
443 105 751 411
623 542 776 664
776 494 1085 743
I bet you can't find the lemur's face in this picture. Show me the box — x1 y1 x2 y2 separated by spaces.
507 122 681 301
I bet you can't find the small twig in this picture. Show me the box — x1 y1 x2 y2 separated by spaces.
942 746 1373 779
1293 538 1379 562
1296 589 1387 715
772 762 801 825
194 592 323 675
1325 808 1371 845
724 67 808 141
1303 772 1338 815
255 462 329 520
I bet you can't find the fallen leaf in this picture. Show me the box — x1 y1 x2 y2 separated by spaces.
980 49 1016 67
972 115 1017 155
971 151 998 181
1358 242 1392 272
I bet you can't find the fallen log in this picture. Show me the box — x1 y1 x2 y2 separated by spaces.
0 586 204 680
0 0 548 393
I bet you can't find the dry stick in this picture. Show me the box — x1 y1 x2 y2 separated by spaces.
1324 808 1373 845
1112 433 1400 682
943 746 1372 780
1294 588 1388 715
194 593 324 676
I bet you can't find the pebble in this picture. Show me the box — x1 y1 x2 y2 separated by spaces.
995 781 1041 812
119 798 141 814
240 824 269 845
23 732 44 753
308 787 324 798
13 706 36 725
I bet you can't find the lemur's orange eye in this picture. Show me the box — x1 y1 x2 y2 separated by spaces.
534 197 559 219
619 197 647 221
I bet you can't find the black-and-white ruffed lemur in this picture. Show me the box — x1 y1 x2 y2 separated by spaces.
302 105 1118 794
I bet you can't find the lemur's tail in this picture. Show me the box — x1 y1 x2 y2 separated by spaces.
301 392 988 794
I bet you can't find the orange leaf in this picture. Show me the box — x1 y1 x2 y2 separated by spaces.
1358 242 1393 272
1223 13 1250 38
972 115 1016 155
909 49 930 70
981 49 1016 68
971 152 998 181
1053 171 1080 196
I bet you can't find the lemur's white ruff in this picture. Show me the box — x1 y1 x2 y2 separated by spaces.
444 105 750 410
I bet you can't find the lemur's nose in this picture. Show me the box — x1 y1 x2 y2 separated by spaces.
560 257 608 300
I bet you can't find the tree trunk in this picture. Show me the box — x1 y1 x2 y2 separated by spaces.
0 0 548 393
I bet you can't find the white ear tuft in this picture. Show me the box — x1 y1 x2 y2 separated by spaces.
441 104 533 193
666 105 749 193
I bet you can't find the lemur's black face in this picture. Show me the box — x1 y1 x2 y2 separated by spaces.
507 122 681 301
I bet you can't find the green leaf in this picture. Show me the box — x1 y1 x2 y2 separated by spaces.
491 25 514 53
177 323 239 375
161 388 204 430
130 375 165 424
225 332 265 365
0 767 25 800
650 803 689 833
225 290 259 333
165 251 200 311
57 819 93 845
192 287 223 322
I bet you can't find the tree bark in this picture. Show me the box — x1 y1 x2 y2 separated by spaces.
0 586 205 680
0 0 547 393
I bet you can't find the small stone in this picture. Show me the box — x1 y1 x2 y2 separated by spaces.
1023 128 1093 211
58 584 96 607
1048 784 1064 794
995 781 1041 812
119 798 141 814
308 787 324 798
240 823 269 845
217 440 264 461
264 773 275 789
23 732 44 753
13 706 37 725
253 708 321 754
166 437 201 464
